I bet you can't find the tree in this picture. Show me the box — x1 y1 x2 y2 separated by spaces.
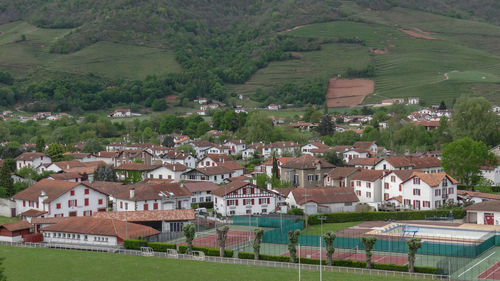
216 226 229 257
323 232 336 266
35 136 45 153
94 165 117 182
162 136 175 147
452 95 499 146
272 156 279 179
45 143 65 162
183 224 196 255
176 144 196 156
253 229 264 260
407 238 422 273
1 159 15 173
241 111 273 143
0 164 14 198
151 98 167 111
82 139 103 153
317 114 335 136
288 230 301 263
442 138 497 185
323 150 344 167
360 236 377 269
438 100 446 110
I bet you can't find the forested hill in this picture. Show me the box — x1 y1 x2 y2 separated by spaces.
1 0 500 112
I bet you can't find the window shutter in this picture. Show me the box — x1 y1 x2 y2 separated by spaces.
251 199 254 205
236 200 239 206
243 200 246 205
227 200 230 206
68 200 71 207
251 188 254 194
267 198 270 204
259 198 261 204
243 188 246 195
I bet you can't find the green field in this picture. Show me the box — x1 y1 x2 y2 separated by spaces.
0 245 415 281
0 216 19 225
233 3 500 105
301 222 362 236
0 21 181 79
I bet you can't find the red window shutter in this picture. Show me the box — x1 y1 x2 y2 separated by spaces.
85 189 89 195
227 200 230 206
144 204 148 210
84 198 89 206
251 199 254 205
251 188 254 194
154 203 158 210
267 198 270 204
236 200 239 206
70 190 74 196
68 200 71 207
23 200 25 207
120 202 123 208
98 199 103 205
259 199 261 204
243 188 246 195
243 200 246 205
36 202 39 208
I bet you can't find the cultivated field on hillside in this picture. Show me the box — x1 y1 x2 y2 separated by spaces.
0 21 181 79
326 78 374 108
0 246 415 281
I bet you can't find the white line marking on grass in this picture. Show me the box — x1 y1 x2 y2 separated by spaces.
458 252 496 278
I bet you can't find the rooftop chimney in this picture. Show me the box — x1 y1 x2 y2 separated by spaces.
129 188 135 199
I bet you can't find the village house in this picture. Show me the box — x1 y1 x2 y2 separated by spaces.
464 200 500 225
381 170 415 203
94 209 195 233
324 167 361 187
184 181 219 204
352 141 378 153
301 142 330 155
262 141 300 158
198 154 232 168
457 190 500 204
212 181 284 216
108 109 131 118
350 170 385 205
259 157 295 178
206 145 231 155
400 172 458 210
407 97 420 105
0 221 33 242
343 149 370 162
181 166 234 184
113 150 154 166
114 163 161 183
409 157 443 173
281 154 334 188
12 179 109 217
15 152 51 170
41 216 159 246
346 157 380 170
113 182 192 212
160 150 195 168
145 163 190 182
190 140 216 158
286 187 359 215
374 157 413 171
267 104 280 110
92 151 118 165
480 157 500 186
224 140 246 155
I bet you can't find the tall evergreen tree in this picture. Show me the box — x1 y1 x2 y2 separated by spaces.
317 114 335 136
0 164 14 197
272 156 279 179
35 136 45 153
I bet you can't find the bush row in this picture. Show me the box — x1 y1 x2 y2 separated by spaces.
308 209 465 225
237 252 439 274
123 239 148 250
178 245 234 258
148 242 177 252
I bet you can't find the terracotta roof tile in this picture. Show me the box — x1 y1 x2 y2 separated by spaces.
219 161 244 171
457 190 500 200
409 157 441 169
384 157 412 168
282 154 334 170
212 181 259 197
114 182 192 201
403 172 458 187
12 179 86 202
292 187 359 205
85 181 126 197
184 182 220 193
0 221 33 232
192 166 234 176
347 158 380 166
115 163 161 171
15 152 47 161
327 167 361 179
20 209 48 217
203 154 232 163
351 170 384 182
93 209 195 222
352 141 376 150
464 200 500 212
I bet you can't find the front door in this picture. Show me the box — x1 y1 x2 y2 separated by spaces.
484 213 494 225
69 211 77 217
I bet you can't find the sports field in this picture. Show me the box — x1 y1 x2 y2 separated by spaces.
0 245 416 281
453 246 500 281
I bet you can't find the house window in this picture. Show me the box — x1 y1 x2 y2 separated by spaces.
189 175 196 180
262 209 267 213
168 175 172 179
159 175 163 179
435 189 441 196
246 209 251 214
399 184 402 192
98 199 103 205
366 192 371 198
413 189 421 196
229 211 235 215
125 203 128 210
153 203 158 210
150 174 153 179
442 179 448 187
404 199 411 206
244 199 252 205
384 193 389 200
391 176 396 182
227 200 238 206
435 201 440 208
192 197 196 203
357 181 361 186
356 190 361 196
448 188 454 194
144 204 149 210
84 189 89 195
68 200 77 207
307 175 314 181
84 198 89 206
199 197 204 202
206 196 211 202
23 200 26 207
366 182 371 188
83 210 92 216
384 183 389 189
56 203 61 209
423 201 430 208
413 177 420 185
344 202 352 206
70 190 75 196
351 181 354 187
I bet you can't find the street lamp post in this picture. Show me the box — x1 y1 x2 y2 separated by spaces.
317 216 327 281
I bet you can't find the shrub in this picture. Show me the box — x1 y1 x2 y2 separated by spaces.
123 239 148 250
237 252 291 262
148 242 177 252
308 209 465 225
178 245 233 257
198 201 214 209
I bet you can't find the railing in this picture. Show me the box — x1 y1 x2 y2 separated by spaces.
0 241 450 280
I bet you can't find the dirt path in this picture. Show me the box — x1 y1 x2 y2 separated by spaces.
278 25 305 34
399 29 439 40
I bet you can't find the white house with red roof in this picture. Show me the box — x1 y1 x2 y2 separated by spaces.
224 140 246 155
184 182 219 204
0 221 33 242
400 172 458 210
198 154 232 168
12 179 109 217
381 170 415 203
181 166 235 184
481 157 500 186
15 152 51 170
145 163 190 182
108 109 131 118
286 187 359 215
160 150 196 168
262 141 300 158
374 157 413 171
350 170 384 204
212 181 284 216
343 149 370 162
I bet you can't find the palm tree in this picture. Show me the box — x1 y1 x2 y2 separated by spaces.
253 229 264 260
360 236 377 269
407 238 423 272
323 232 336 266
216 226 229 257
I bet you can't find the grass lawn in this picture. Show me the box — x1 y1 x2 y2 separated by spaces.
0 216 19 225
0 245 415 281
301 222 362 236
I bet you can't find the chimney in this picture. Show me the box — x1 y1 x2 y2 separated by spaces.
129 188 135 199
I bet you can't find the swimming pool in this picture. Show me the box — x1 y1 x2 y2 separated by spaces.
381 224 494 241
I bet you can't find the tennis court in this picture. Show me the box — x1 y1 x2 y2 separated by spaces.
478 261 500 280
191 230 253 248
453 247 500 281
280 248 408 265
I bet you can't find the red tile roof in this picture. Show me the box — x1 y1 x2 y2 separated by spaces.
352 141 376 150
192 166 234 176
115 163 161 171
464 200 500 212
41 217 159 240
262 157 296 166
114 182 192 201
282 154 334 170
409 157 441 169
20 209 48 217
211 181 270 197
93 209 195 222
0 220 33 232
351 170 384 182
183 182 220 193
15 152 47 161
203 154 232 163
12 179 90 202
457 190 500 200
383 157 412 168
402 172 458 187
327 167 361 180
219 161 244 171
291 187 359 205
347 158 380 166
85 181 126 197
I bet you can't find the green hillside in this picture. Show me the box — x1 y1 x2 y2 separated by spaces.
0 0 500 111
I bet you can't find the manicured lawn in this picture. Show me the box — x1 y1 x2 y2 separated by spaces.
0 216 19 225
0 245 414 281
301 222 362 236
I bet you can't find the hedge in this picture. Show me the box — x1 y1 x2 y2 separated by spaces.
178 245 233 258
148 242 177 252
237 252 439 274
198 202 214 209
308 209 465 225
123 239 148 250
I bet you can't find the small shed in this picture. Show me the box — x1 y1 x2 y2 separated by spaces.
0 221 33 242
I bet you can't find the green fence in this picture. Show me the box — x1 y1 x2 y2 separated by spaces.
233 216 300 228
